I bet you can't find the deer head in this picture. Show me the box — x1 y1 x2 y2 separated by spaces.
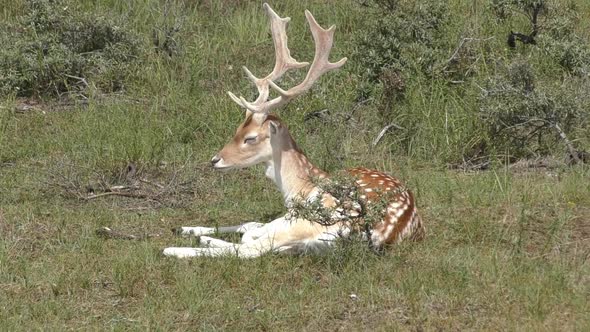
210 3 346 171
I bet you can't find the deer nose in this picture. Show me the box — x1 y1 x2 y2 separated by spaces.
210 155 221 166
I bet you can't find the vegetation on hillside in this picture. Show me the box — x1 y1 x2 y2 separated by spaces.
352 0 589 164
1 0 588 163
0 0 142 97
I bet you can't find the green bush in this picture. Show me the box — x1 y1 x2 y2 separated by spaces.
479 58 590 158
352 0 449 84
478 0 590 159
0 0 142 97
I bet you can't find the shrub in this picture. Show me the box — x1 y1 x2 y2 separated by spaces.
490 0 589 76
542 11 590 77
479 58 590 158
479 0 590 159
351 0 449 84
0 0 142 97
350 0 451 126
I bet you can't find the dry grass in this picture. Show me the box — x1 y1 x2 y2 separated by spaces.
1 162 589 330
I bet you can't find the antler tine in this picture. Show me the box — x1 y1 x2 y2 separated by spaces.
227 3 309 113
256 9 348 112
301 10 348 83
263 3 309 82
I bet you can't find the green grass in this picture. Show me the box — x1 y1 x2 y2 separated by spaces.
1 0 589 330
1 164 588 330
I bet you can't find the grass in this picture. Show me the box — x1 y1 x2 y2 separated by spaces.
1 164 588 330
1 0 589 330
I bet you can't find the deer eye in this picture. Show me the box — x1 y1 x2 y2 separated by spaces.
244 136 257 144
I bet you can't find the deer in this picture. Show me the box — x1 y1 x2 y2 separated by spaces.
163 3 424 259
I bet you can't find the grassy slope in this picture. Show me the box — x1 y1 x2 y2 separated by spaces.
1 0 589 330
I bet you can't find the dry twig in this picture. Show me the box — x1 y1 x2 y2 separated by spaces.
553 123 581 165
372 123 404 147
96 227 161 240
64 74 90 88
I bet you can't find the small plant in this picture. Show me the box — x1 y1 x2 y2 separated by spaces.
151 0 185 58
288 173 407 250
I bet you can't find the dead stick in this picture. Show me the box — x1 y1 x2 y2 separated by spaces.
372 123 404 147
96 227 160 240
554 123 581 164
85 192 148 200
139 178 165 189
64 74 90 88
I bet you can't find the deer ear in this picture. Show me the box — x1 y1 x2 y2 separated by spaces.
268 120 279 135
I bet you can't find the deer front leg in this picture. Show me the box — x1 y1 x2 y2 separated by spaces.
173 222 264 237
199 236 234 248
163 237 274 259
162 247 238 258
198 217 293 247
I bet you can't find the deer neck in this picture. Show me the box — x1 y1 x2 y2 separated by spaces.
265 135 328 204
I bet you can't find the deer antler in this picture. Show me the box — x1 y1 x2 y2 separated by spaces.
228 3 347 115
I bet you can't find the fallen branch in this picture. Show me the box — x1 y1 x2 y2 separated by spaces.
451 157 565 173
84 192 147 200
139 178 165 189
96 227 160 240
372 123 404 147
45 158 199 210
508 157 565 171
553 123 581 165
64 74 90 88
343 98 373 121
452 160 491 172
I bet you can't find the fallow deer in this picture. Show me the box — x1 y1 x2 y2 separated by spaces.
163 3 424 258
